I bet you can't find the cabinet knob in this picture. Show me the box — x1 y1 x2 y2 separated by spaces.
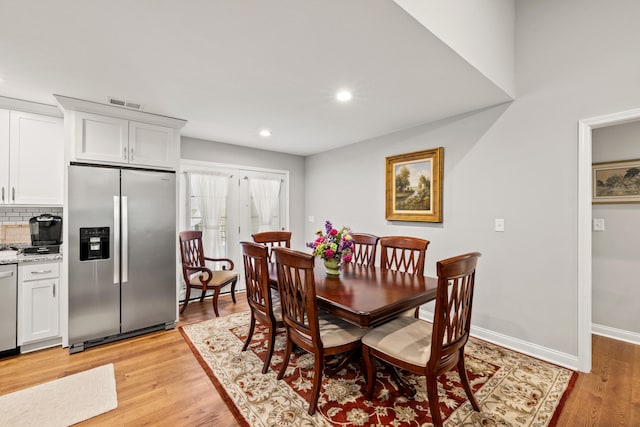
11 187 15 202
130 147 134 161
1 187 4 202
123 146 128 160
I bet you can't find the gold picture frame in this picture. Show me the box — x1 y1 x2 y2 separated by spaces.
385 147 443 222
593 158 640 204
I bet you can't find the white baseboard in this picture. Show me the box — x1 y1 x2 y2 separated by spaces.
470 324 580 371
418 309 580 371
592 323 640 345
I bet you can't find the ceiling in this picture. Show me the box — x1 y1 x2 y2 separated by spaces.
0 1 511 156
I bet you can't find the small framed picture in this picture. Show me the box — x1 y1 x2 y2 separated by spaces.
593 159 640 204
385 148 443 222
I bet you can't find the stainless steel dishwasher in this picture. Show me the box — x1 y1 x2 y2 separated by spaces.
0 263 18 356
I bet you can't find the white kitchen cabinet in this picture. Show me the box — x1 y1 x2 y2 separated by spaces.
0 110 64 205
19 261 60 348
0 109 9 204
128 120 175 167
73 111 129 164
74 111 175 168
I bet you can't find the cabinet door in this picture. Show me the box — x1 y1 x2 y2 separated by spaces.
128 121 175 168
9 111 64 205
74 111 128 164
0 109 9 204
21 278 59 343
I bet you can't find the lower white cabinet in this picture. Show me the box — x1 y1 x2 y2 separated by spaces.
18 261 60 351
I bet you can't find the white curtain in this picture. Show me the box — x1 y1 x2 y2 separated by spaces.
249 177 281 232
189 171 230 258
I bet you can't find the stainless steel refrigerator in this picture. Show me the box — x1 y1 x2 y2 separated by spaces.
68 163 176 353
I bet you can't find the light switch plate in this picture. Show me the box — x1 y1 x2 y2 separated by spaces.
593 218 605 231
494 218 505 232
308 215 315 223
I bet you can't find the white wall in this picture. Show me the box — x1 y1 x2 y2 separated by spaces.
394 0 515 97
592 121 640 335
180 136 306 249
305 0 640 367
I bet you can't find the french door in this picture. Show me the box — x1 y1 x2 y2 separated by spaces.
239 169 288 240
179 160 289 296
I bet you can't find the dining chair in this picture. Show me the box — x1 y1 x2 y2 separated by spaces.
178 230 238 316
252 231 292 263
240 241 284 373
379 236 430 275
272 247 368 415
380 236 430 317
362 252 482 427
350 233 379 267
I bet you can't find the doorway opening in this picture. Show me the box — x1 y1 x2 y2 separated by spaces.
578 107 640 372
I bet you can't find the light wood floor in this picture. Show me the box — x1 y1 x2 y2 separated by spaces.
0 294 638 426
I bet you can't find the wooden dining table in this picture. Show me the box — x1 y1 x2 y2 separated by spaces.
269 262 438 327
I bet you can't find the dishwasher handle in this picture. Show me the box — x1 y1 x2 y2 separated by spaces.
0 271 14 279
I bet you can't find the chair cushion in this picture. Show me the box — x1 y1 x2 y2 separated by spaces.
362 317 433 366
189 270 238 287
399 308 416 317
271 291 283 322
318 311 368 348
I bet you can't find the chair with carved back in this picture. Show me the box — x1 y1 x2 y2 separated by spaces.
362 252 482 426
178 230 238 316
252 231 292 263
273 247 368 415
380 236 430 317
350 233 379 267
240 241 284 373
379 236 429 275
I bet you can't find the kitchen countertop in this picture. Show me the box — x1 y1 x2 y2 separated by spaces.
0 250 63 265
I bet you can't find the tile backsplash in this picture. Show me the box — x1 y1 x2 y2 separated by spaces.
0 207 63 245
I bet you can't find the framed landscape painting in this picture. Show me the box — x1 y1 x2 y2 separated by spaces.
385 147 443 222
593 159 640 204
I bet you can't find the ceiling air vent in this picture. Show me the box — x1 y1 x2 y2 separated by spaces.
107 97 143 111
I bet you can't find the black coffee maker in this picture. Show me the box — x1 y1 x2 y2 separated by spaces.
24 214 63 255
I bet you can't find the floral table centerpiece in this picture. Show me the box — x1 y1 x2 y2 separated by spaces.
307 220 353 276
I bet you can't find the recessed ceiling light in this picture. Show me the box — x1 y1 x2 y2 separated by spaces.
259 129 272 137
336 90 352 102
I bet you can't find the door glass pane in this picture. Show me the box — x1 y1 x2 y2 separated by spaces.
248 177 282 234
189 196 227 251
188 172 230 270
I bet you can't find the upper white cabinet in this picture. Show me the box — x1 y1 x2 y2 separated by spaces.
129 120 175 167
56 95 186 170
0 109 64 205
74 112 128 164
75 111 175 168
0 110 9 204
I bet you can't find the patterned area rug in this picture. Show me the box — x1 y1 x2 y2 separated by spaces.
180 312 576 426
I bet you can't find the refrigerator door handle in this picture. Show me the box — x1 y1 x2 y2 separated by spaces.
122 196 128 284
114 196 120 284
